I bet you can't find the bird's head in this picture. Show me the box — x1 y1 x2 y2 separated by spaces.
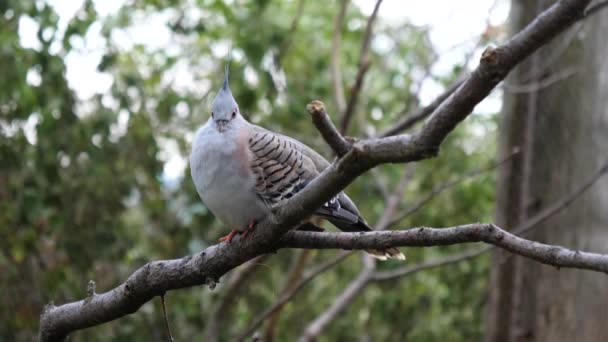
210 65 241 132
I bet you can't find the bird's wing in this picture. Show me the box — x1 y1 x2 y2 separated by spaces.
248 125 405 261
248 126 317 207
247 126 360 223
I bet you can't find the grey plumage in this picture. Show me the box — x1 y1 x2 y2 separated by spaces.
190 66 404 260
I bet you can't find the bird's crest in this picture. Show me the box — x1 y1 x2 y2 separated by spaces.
222 64 230 91
211 64 238 117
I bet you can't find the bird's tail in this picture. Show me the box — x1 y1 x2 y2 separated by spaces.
365 248 406 261
326 218 406 261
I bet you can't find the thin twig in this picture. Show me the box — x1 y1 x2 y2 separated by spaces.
205 255 269 341
331 0 349 113
275 0 306 67
235 251 354 341
299 258 374 341
264 250 313 341
378 78 465 137
340 0 383 134
388 148 520 228
160 293 174 342
372 248 485 281
375 159 608 280
375 165 415 231
503 66 579 93
584 0 608 17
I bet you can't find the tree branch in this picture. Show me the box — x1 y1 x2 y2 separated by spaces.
388 148 519 228
281 223 608 273
339 0 383 134
292 158 608 337
235 251 354 341
378 78 465 138
38 1 596 340
299 256 374 341
205 255 269 341
240 165 412 340
263 250 312 341
375 159 608 280
306 100 351 157
331 0 349 114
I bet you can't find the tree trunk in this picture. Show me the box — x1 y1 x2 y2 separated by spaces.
486 1 608 341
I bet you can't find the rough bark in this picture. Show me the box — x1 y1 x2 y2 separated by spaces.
486 1 608 341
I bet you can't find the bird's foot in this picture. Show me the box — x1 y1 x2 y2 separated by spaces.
241 220 257 239
218 230 241 243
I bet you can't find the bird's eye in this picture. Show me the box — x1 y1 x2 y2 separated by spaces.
211 112 215 118
231 111 236 119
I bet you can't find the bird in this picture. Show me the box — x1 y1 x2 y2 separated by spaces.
189 66 404 261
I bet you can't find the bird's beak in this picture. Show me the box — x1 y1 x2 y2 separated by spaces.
216 120 228 132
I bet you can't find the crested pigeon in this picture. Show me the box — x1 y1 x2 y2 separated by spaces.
189 66 404 260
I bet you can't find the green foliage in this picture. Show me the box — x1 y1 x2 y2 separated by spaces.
0 0 498 340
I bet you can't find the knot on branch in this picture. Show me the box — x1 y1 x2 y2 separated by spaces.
204 276 218 290
42 301 56 315
85 280 97 303
306 100 326 115
480 46 499 65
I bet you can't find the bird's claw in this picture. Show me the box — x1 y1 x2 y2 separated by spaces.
218 230 240 242
218 221 257 242
241 220 257 239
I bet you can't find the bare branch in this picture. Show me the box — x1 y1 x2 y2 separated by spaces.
276 0 306 65
372 247 485 281
375 165 415 230
340 0 383 134
299 257 374 341
331 0 349 114
388 148 520 228
205 255 269 341
307 100 351 157
503 66 579 93
263 250 312 341
374 159 608 280
38 1 597 340
236 251 354 341
584 0 608 17
282 223 608 273
378 78 464 137
294 159 608 337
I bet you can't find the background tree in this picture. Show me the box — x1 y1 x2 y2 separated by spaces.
486 1 608 341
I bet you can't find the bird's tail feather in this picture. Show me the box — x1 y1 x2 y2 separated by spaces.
327 218 406 261
365 248 406 261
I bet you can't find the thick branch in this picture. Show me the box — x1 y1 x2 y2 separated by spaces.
295 158 608 337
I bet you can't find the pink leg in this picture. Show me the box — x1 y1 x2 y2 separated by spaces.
218 230 241 242
240 220 257 239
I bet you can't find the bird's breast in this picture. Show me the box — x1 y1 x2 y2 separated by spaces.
190 125 264 227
